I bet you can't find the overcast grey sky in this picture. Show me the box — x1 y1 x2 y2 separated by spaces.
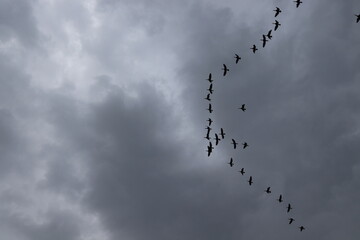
0 0 360 239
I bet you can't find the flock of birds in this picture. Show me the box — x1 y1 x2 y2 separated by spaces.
203 0 359 234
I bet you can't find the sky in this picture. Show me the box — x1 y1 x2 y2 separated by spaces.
0 0 360 239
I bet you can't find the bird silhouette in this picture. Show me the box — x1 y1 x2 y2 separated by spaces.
274 7 282 17
204 93 211 101
239 168 245 175
248 176 253 185
265 187 271 194
277 194 283 203
205 126 212 132
266 30 273 40
287 203 292 213
215 133 221 145
242 142 249 149
251 44 258 53
238 104 246 111
206 144 213 157
273 20 281 31
207 118 213 126
228 158 234 167
294 0 302 8
222 64 229 76
231 139 238 149
220 128 225 139
207 73 214 83
207 84 214 94
261 34 268 48
355 14 360 23
207 104 213 113
288 218 295 224
299 226 305 232
234 54 241 64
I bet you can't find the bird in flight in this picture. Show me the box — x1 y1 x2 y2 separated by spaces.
204 93 211 101
206 143 214 157
238 104 246 111
355 14 360 23
239 168 245 175
228 158 234 167
266 30 273 40
265 187 271 194
207 73 214 83
242 142 249 149
222 64 229 76
273 20 281 31
204 128 211 140
274 7 282 17
220 128 225 139
287 203 293 213
205 126 212 132
248 176 253 185
234 54 241 64
207 118 213 126
207 84 214 94
231 139 238 149
215 133 221 145
288 218 295 224
277 194 283 203
294 0 302 8
251 44 258 53
207 104 213 113
299 226 305 232
261 34 268 48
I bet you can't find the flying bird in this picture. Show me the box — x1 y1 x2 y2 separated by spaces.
215 133 221 145
234 54 241 64
207 73 214 83
251 44 258 53
220 128 225 139
238 104 246 111
273 20 281 31
248 176 253 185
261 34 268 48
206 144 214 157
207 84 214 94
242 142 249 149
231 139 238 149
228 158 234 167
204 93 211 101
277 194 283 203
355 14 360 23
288 218 295 224
266 30 273 40
287 203 292 213
239 168 245 175
265 187 271 194
207 118 213 126
207 104 213 113
299 226 305 232
222 64 229 76
294 0 302 8
205 126 212 132
274 7 282 17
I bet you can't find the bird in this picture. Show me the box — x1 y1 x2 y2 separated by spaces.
294 0 302 8
299 226 305 232
207 104 213 113
242 142 249 149
274 7 282 17
273 20 281 31
207 73 214 83
239 168 245 175
215 133 221 145
206 144 213 157
207 118 213 126
204 93 211 101
228 158 234 167
287 203 292 213
207 84 214 94
277 194 283 203
355 14 360 23
266 30 273 40
261 34 268 48
248 176 253 185
231 139 238 149
238 104 246 111
222 64 229 76
251 44 258 53
208 141 213 150
288 218 295 224
265 187 271 194
234 54 241 64
205 126 212 132
220 128 225 139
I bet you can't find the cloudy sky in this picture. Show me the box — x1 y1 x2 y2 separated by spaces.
1 0 360 239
